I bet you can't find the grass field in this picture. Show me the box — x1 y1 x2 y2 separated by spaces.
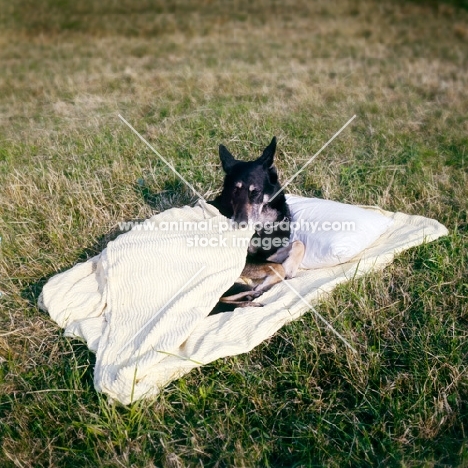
1 0 468 466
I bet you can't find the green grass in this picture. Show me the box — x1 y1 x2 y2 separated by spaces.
1 0 468 466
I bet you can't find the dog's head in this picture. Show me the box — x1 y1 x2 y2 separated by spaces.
213 136 284 224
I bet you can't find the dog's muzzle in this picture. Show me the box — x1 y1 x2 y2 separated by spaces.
232 202 263 225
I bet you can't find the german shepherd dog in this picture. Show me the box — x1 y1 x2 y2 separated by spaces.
209 137 305 313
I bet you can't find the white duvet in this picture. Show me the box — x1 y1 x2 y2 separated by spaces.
39 198 448 404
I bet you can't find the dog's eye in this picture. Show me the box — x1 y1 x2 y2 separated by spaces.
249 188 260 199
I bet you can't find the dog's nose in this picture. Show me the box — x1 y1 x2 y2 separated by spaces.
232 203 250 224
233 211 249 224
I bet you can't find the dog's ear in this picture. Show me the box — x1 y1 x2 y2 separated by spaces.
219 144 236 173
257 136 277 168
268 166 278 185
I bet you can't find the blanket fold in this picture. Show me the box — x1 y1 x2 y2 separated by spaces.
39 200 448 404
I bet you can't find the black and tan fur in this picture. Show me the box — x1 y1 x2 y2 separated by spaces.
210 137 305 313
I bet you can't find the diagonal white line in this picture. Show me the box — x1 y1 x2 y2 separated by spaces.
270 114 357 202
118 114 206 201
269 266 358 353
117 265 206 357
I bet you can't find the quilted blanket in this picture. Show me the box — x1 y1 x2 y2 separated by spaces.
39 200 448 404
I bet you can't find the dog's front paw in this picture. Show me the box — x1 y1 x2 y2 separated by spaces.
283 264 299 280
282 240 305 279
248 289 264 298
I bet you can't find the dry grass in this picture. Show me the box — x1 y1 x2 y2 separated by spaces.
1 0 468 466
